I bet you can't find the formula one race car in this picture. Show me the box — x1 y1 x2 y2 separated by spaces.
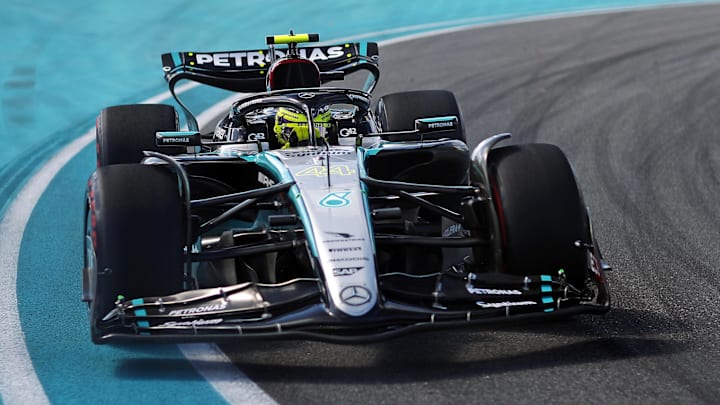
83 32 610 344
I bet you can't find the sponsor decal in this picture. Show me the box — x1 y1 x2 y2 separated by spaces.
466 286 523 295
340 285 371 306
299 46 345 61
329 257 371 262
295 165 356 177
324 238 365 243
326 231 354 238
323 231 365 243
237 98 269 110
279 150 351 159
416 117 458 133
258 172 275 187
329 246 362 253
298 46 345 61
161 137 189 144
476 301 536 309
192 46 345 68
214 126 227 140
319 192 351 208
168 301 228 316
427 121 455 129
339 127 357 137
160 319 224 327
195 52 267 67
298 92 315 99
442 223 465 237
247 132 265 141
333 267 363 276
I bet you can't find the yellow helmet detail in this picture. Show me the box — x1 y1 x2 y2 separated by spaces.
274 107 332 147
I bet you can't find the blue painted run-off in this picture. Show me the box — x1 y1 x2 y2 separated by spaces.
17 145 228 404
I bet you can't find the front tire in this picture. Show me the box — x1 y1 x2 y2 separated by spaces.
488 143 589 288
96 104 183 167
86 164 185 342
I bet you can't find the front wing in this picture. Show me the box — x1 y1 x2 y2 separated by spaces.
94 270 610 343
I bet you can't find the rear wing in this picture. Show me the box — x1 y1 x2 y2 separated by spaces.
161 42 379 94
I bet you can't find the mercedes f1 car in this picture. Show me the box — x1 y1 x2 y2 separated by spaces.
83 32 610 344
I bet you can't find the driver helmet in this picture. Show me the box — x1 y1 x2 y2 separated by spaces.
273 106 332 148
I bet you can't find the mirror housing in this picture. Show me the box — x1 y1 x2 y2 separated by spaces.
414 116 458 134
155 131 202 147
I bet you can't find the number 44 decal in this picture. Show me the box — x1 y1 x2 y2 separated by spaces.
295 165 356 177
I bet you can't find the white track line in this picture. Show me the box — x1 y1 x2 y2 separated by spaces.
2 2 718 404
178 343 278 405
0 135 94 405
176 93 280 405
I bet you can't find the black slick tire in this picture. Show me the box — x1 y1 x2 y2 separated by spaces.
86 164 185 342
488 143 589 288
96 104 183 166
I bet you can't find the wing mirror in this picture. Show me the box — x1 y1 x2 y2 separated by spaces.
414 116 458 134
377 115 460 142
155 131 202 147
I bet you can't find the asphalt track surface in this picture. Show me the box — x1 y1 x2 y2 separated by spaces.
201 4 720 404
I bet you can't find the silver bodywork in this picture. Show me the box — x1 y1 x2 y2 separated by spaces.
273 147 378 316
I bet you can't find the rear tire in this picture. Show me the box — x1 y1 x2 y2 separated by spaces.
86 164 185 342
488 143 589 288
376 90 466 143
96 104 183 166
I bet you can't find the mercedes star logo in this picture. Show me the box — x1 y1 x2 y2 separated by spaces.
340 285 371 306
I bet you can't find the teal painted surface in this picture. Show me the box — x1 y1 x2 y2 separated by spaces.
16 145 228 405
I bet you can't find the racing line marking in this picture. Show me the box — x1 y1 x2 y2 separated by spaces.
1 2 717 403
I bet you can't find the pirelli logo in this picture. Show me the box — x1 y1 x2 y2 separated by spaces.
329 247 362 253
